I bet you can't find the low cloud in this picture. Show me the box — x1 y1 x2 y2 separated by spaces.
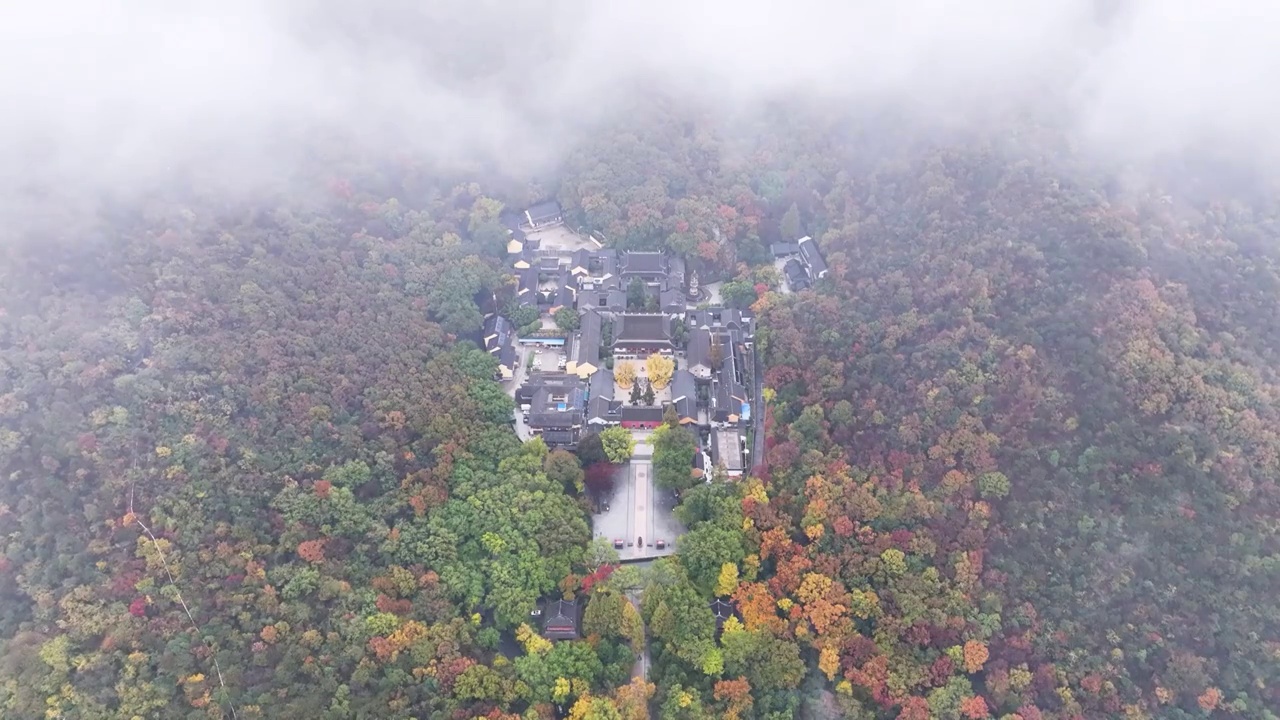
1 0 1277 220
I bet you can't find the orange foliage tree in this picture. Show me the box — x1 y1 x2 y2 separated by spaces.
297 539 325 563
960 695 990 719
962 640 989 673
713 677 753 720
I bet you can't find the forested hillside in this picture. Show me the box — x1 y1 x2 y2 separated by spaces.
754 151 1280 719
1 102 1278 720
554 112 1280 718
0 187 621 718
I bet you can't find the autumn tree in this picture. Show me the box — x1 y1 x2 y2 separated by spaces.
584 462 618 499
611 677 655 720
962 640 989 674
713 677 753 720
714 563 739 597
646 354 675 389
615 360 637 390
708 337 725 368
568 695 623 720
297 539 326 563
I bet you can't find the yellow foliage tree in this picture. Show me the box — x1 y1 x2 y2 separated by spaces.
615 361 636 389
796 573 833 604
569 694 623 720
553 677 572 704
388 620 428 652
847 588 880 620
645 354 674 389
818 646 840 680
714 563 740 597
701 647 724 676
621 601 645 653
612 677 655 720
516 623 553 655
720 615 744 636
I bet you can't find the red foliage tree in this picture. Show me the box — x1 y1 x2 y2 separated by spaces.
897 697 931 720
583 462 616 497
581 564 616 592
928 655 954 687
376 594 413 615
297 539 326 563
1015 705 1043 720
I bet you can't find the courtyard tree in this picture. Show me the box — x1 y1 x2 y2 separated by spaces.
507 303 542 335
642 381 656 406
646 354 675 389
708 338 725 368
671 317 688 345
627 277 647 310
598 427 635 464
719 280 758 310
615 360 636 389
555 306 581 332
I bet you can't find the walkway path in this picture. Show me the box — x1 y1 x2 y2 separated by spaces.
632 460 650 548
627 591 649 681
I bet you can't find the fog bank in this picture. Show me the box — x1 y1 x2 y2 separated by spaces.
1 0 1277 213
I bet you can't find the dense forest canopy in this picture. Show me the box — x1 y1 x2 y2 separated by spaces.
4 2 1280 719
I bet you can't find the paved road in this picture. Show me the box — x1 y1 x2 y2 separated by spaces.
773 257 796 295
506 347 532 440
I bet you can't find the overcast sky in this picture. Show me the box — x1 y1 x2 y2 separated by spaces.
1 0 1277 213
